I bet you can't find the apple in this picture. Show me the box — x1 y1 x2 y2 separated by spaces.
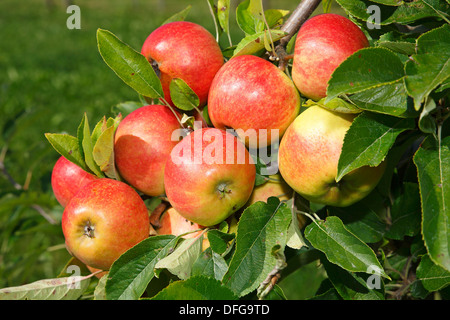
278 105 386 207
114 104 182 196
51 156 99 208
207 54 300 149
245 174 292 207
154 207 204 239
164 127 256 226
62 178 150 271
292 13 369 101
141 21 224 107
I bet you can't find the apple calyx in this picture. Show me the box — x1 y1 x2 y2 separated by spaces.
216 182 233 200
83 220 95 238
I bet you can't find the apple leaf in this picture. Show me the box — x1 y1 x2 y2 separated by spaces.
207 229 235 255
149 275 238 300
236 0 265 35
326 47 411 118
92 125 118 179
404 24 450 111
304 216 389 278
44 133 87 171
191 247 229 281
232 29 286 57
155 233 205 280
222 197 291 297
337 112 415 182
105 235 179 300
416 254 450 292
96 28 164 99
0 275 92 300
413 135 450 272
169 78 200 111
321 257 385 300
384 183 421 240
336 0 450 26
303 97 362 114
81 113 104 178
217 0 232 42
161 5 192 25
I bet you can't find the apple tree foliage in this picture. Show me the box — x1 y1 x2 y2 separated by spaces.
1 0 449 300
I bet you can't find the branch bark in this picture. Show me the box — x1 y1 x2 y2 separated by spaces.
271 0 322 70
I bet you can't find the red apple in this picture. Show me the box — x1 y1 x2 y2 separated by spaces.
114 104 182 196
207 54 301 149
155 207 204 239
62 178 150 271
292 13 369 101
164 127 256 226
141 21 224 107
278 105 386 207
51 156 99 208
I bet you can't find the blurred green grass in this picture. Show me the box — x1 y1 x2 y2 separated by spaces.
0 0 342 296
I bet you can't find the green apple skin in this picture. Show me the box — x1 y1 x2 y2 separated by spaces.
141 21 224 107
114 104 182 197
62 178 150 271
207 55 300 149
245 174 292 207
292 13 369 101
164 128 256 226
51 156 99 208
278 105 386 207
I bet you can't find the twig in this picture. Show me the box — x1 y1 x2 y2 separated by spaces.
271 0 322 71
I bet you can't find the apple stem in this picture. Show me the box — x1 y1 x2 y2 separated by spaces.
270 0 321 71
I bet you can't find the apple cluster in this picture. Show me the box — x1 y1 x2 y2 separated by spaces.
50 14 386 273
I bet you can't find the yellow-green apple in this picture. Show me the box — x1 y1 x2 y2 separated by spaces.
278 105 386 207
245 174 292 207
207 55 300 149
292 13 369 101
164 127 256 226
51 156 99 207
62 178 150 271
114 104 182 196
141 21 224 107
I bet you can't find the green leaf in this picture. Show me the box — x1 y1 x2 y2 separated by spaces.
191 247 229 281
222 197 292 296
97 28 164 99
233 29 286 57
304 97 362 114
0 275 91 300
413 136 450 271
155 234 205 280
81 113 103 177
304 216 389 278
337 112 415 182
44 133 86 171
336 0 450 25
419 98 438 136
236 0 265 35
105 235 178 300
218 0 232 36
416 254 450 292
92 125 118 179
385 183 421 240
161 5 192 25
150 275 238 300
326 47 410 117
321 257 385 300
404 24 450 111
207 229 235 255
328 191 388 244
169 78 200 111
